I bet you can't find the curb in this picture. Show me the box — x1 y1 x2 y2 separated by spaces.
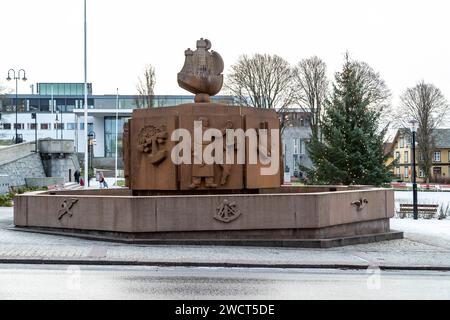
9 226 404 249
1 258 450 272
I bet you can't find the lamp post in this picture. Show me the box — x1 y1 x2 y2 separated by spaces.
6 69 27 144
83 0 89 189
59 106 63 140
410 120 418 220
115 88 119 185
87 131 95 187
31 112 37 152
55 109 59 139
61 108 63 139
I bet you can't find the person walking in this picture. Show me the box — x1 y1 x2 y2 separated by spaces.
74 169 80 183
99 172 108 188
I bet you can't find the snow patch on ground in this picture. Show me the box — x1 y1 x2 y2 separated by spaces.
391 218 450 239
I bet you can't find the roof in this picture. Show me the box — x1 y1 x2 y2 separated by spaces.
432 129 450 149
384 128 398 143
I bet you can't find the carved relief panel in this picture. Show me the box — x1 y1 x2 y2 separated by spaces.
178 111 244 190
243 109 281 189
129 115 178 190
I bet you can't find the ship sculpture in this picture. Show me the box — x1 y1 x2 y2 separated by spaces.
177 38 224 102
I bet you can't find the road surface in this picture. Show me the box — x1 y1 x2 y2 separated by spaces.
1 264 449 300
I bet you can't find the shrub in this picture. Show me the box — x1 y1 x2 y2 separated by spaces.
0 194 13 207
0 186 48 207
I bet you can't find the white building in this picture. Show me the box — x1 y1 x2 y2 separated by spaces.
0 82 236 168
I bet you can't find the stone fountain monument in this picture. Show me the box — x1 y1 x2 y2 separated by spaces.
13 39 402 247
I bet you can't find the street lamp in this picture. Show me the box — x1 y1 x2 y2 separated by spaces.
83 0 88 189
6 69 27 144
87 131 95 187
31 112 37 152
55 106 63 140
410 120 418 220
115 88 119 185
55 109 59 139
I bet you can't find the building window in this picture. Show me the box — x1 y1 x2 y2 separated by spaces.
404 151 409 163
433 167 442 176
300 139 306 155
293 138 299 155
399 137 404 148
434 151 441 162
27 123 37 130
40 123 50 130
104 117 128 158
405 136 411 148
304 117 310 127
66 123 76 130
395 151 400 161
13 123 24 130
80 122 93 131
419 169 424 178
395 167 400 175
293 154 299 173
404 166 409 178
54 123 64 130
1 123 11 130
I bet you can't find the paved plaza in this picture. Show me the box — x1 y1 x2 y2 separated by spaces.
1 206 449 269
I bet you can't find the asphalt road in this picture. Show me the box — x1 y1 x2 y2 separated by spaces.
1 264 450 300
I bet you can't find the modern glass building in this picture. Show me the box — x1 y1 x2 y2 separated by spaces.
37 83 93 96
0 83 237 165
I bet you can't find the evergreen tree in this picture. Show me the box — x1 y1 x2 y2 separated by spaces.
304 56 392 186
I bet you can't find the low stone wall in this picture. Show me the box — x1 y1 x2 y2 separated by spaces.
38 139 74 154
0 152 46 187
14 188 395 240
25 177 64 188
0 174 10 194
0 142 36 166
92 157 124 170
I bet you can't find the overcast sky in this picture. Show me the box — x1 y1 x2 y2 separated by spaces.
1 0 449 110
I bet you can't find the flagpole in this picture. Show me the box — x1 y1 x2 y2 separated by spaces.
83 0 88 189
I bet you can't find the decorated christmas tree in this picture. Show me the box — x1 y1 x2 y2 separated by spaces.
305 56 391 186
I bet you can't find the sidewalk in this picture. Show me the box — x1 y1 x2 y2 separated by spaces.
1 207 449 270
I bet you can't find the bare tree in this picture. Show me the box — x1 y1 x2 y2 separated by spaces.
350 59 392 130
225 54 296 130
398 81 449 182
0 85 11 123
292 56 328 140
136 64 156 108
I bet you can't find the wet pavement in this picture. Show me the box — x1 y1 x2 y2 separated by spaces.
1 264 450 300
